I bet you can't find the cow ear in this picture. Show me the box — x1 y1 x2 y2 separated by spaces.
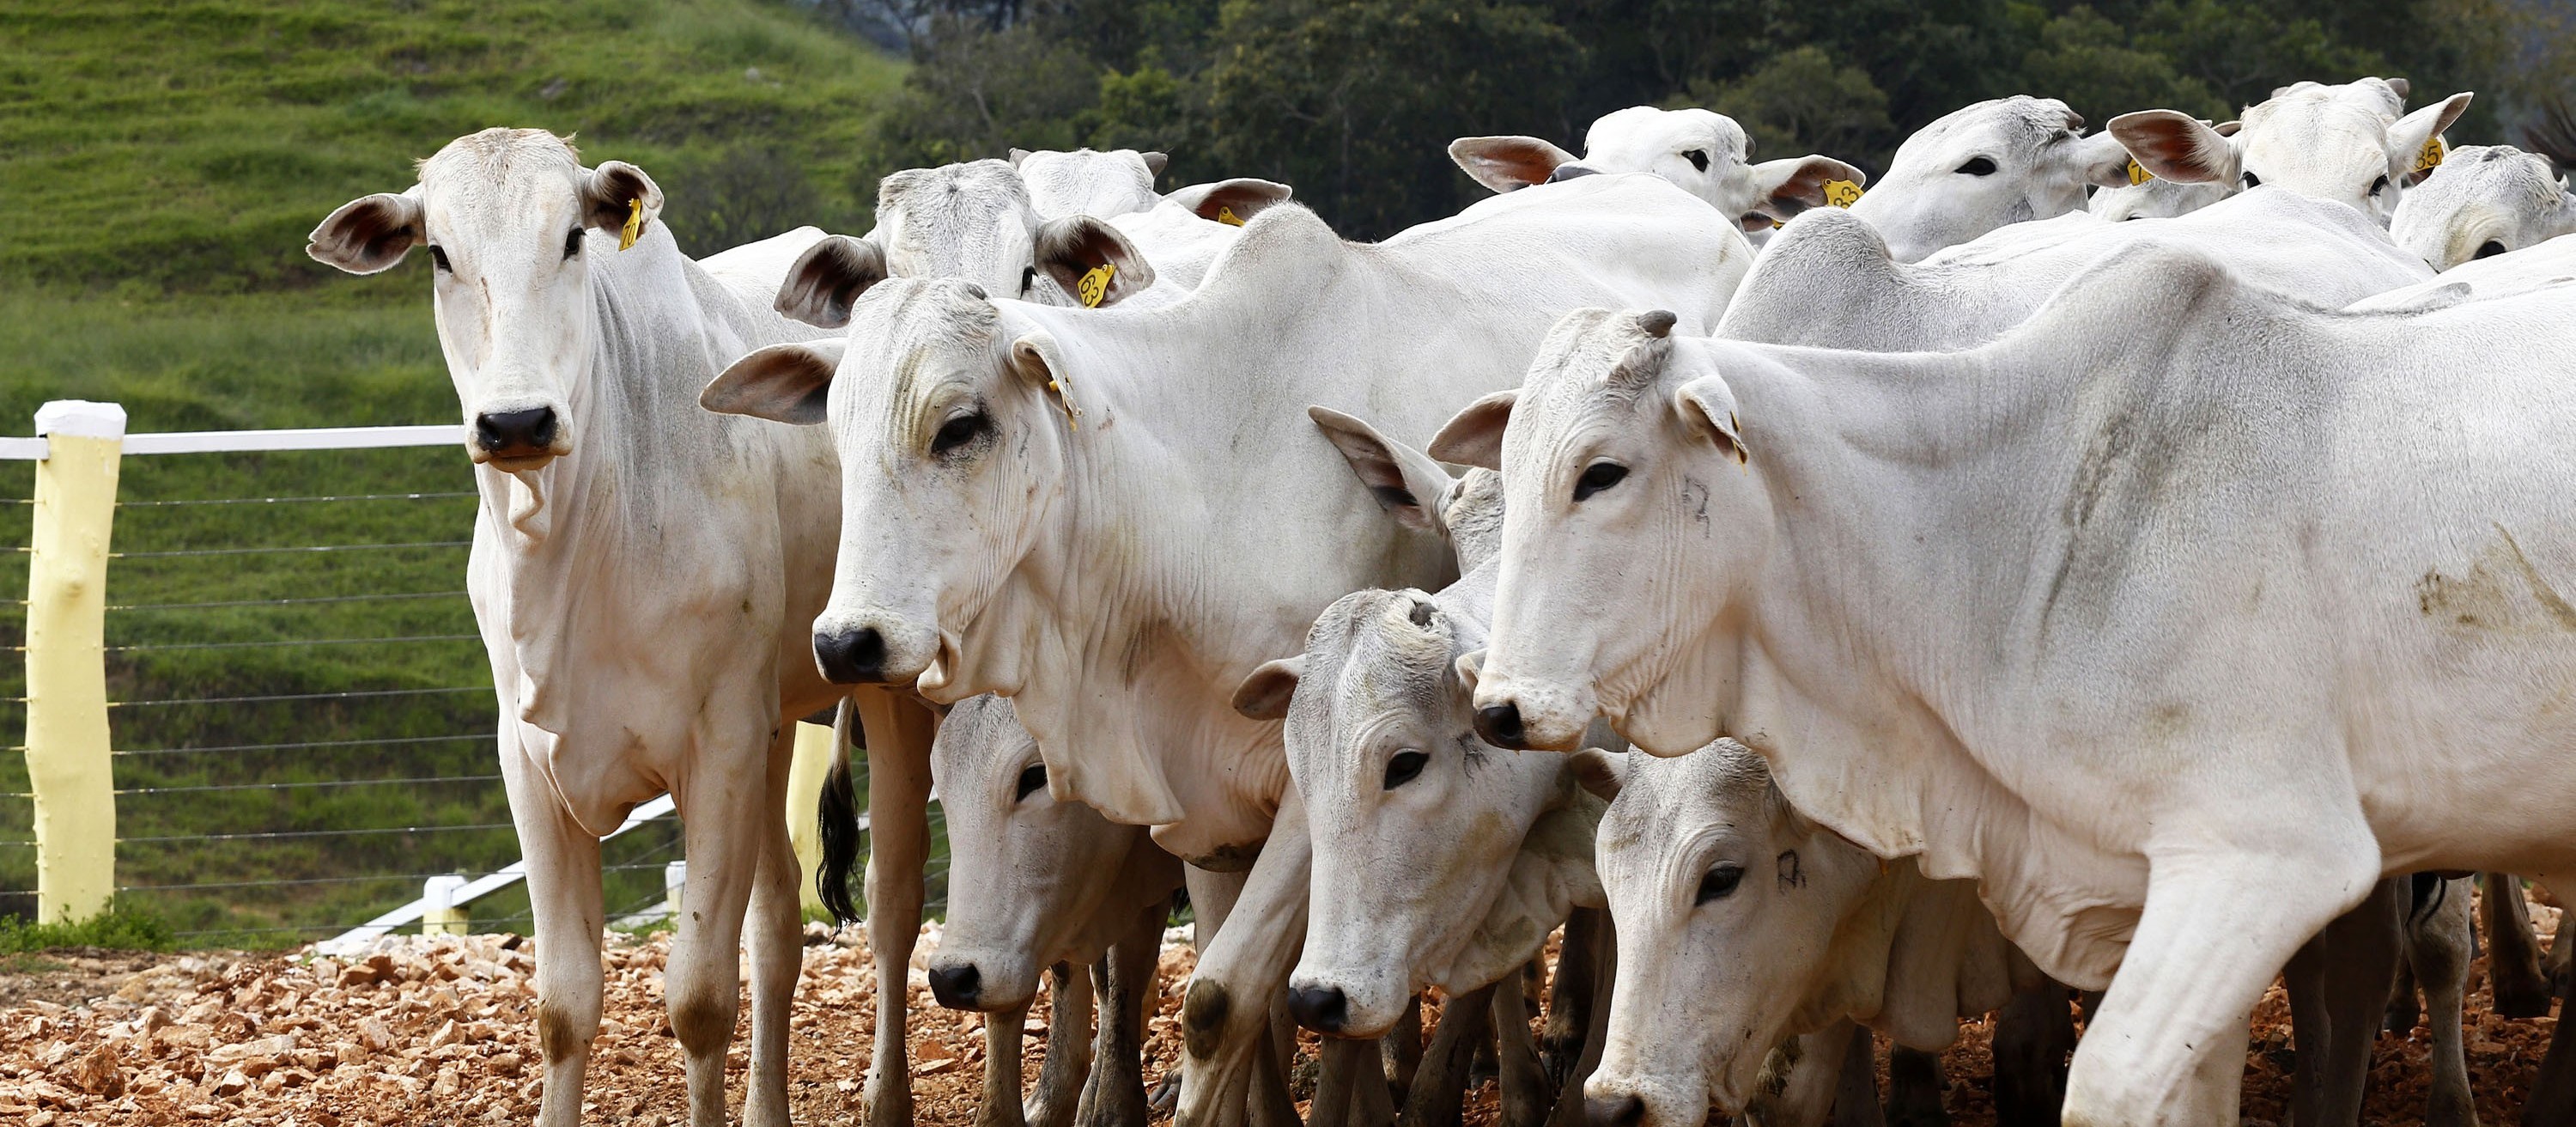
2108 110 2238 185
308 190 425 275
1140 150 1170 178
2074 131 2140 191
776 235 890 329
581 160 665 238
701 339 847 425
1567 746 1629 802
1009 148 1033 168
1746 156 1867 221
1033 216 1157 308
1453 649 1485 697
1231 656 1306 721
1448 136 1578 193
1007 332 1085 426
2385 77 2412 100
1428 390 1517 471
1165 178 1294 225
1674 374 1748 465
1309 406 1457 533
2391 93 2474 186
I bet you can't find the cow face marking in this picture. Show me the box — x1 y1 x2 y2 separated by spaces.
1776 850 1803 890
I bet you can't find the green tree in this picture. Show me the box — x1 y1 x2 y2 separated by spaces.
1684 46 1894 166
2020 5 2226 126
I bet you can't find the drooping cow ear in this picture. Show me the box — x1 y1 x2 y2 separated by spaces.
1164 178 1294 226
700 339 847 425
1567 746 1630 802
2108 110 2239 186
1674 374 1748 465
1308 405 1457 533
1230 656 1306 721
1448 136 1578 194
307 190 425 275
1746 155 1867 221
580 160 665 239
2391 93 2474 186
1428 389 1517 471
776 235 890 329
1033 216 1157 308
2073 131 2141 191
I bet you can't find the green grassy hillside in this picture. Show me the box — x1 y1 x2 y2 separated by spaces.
0 0 907 944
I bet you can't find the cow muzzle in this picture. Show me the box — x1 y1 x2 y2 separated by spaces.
812 612 941 686
470 405 570 469
1467 677 1595 753
1285 984 1349 1034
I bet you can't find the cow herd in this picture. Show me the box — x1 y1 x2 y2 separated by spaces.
305 73 2576 1127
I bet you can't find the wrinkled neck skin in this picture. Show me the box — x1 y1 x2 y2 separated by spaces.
460 228 839 832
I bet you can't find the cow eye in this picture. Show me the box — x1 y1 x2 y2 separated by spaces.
562 228 584 260
1382 750 1428 790
1695 863 1746 905
1573 462 1627 502
1681 149 1710 173
2476 240 2507 259
1014 763 1048 802
2370 175 2391 196
933 412 988 454
1955 156 1998 176
428 246 453 272
2242 171 2263 189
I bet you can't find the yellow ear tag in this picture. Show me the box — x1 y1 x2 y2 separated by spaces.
1077 262 1115 308
2412 135 2447 176
1215 205 1245 227
1047 377 1084 429
2127 158 2153 186
618 198 643 252
1821 180 1862 209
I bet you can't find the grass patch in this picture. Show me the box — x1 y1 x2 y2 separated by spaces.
0 906 177 955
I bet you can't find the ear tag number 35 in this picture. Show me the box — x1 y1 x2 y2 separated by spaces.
619 198 643 251
1821 179 1863 209
1078 263 1116 308
2412 136 2447 176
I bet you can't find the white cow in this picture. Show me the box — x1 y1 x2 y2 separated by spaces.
1843 95 2135 262
930 694 1183 1127
2111 77 2471 224
2348 230 2576 310
2389 143 2576 269
1724 186 2430 351
1448 107 1867 234
304 129 911 1127
1012 146 1166 218
700 172 1752 1127
1439 247 2576 1122
1574 740 2038 1127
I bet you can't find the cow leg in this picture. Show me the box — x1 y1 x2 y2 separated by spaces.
2388 941 2424 1035
1990 978 2073 1126
666 769 764 1126
1176 794 1310 1127
2283 877 2401 1127
1496 966 1552 1127
1077 902 1165 1127
1382 996 1424 1105
2062 846 2375 1127
1883 1047 1947 1127
856 687 940 1127
1402 984 1495 1127
1312 1038 1395 1127
1832 1022 1886 1127
1541 910 1602 1094
743 722 805 1127
1541 911 1616 1127
1740 1023 1855 1127
1032 963 1097 1127
981 1000 1035 1127
2403 875 2480 1127
2489 874 2555 1019
2524 966 2576 1125
505 738 606 1127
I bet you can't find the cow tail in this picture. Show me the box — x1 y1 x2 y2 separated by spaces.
2408 870 2447 929
817 696 866 924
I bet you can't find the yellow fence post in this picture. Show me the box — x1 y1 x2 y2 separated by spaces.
785 718 837 916
23 400 125 924
421 874 469 936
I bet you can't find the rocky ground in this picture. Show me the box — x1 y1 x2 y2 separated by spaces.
0 900 2561 1126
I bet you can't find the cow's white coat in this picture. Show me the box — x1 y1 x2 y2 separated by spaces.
2389 143 2576 269
1844 95 2134 262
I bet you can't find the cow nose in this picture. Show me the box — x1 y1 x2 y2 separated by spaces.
814 627 888 684
1474 702 1528 749
927 963 981 1009
1586 1094 1645 1127
1285 984 1348 1033
474 407 557 455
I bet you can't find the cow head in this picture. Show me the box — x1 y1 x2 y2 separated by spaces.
1847 96 2132 262
1012 146 1167 219
1434 308 1767 756
308 128 663 468
926 694 1151 1012
702 277 1072 691
2111 78 2472 225
1449 107 1866 233
1580 740 1887 1127
2390 144 2576 270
